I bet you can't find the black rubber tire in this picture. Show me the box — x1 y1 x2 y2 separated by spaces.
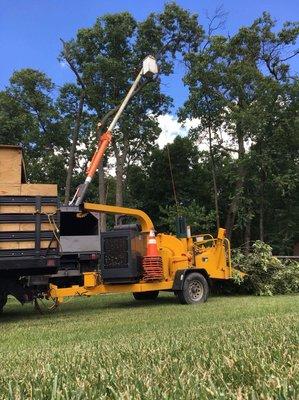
133 291 159 301
0 292 7 313
177 272 209 304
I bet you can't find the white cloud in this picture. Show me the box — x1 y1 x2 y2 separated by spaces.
156 113 215 151
156 114 201 148
157 113 246 156
74 114 244 179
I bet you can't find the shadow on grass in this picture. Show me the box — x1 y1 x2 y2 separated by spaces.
0 294 181 324
100 295 180 309
0 292 239 324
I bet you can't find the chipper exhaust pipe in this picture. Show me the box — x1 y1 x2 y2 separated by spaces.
70 55 158 206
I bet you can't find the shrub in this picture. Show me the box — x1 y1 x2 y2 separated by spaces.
232 241 299 295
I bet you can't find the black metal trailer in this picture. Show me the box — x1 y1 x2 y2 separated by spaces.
0 196 101 312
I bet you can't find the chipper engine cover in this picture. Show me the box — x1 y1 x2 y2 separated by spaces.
100 226 146 283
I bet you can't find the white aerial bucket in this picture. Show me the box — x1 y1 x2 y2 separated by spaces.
142 55 158 77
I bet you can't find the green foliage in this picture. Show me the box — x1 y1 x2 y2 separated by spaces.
0 68 69 191
0 294 298 399
57 4 202 206
233 241 299 295
0 91 31 144
179 11 299 248
126 136 215 230
0 6 298 253
160 201 216 234
60 3 201 140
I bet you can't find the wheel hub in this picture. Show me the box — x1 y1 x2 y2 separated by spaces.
189 280 203 301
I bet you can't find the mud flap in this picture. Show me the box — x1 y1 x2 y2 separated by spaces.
172 269 188 291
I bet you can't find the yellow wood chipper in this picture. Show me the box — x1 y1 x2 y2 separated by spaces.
0 56 233 313
49 202 232 306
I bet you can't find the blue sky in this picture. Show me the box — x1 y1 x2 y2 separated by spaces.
1 0 298 111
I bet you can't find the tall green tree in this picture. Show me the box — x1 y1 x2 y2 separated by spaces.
0 69 67 187
180 12 299 240
247 80 299 253
126 136 215 231
56 82 93 202
59 3 203 225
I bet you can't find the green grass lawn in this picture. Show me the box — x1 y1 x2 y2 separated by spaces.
0 293 298 400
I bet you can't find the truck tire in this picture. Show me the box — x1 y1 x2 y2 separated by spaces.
177 272 209 304
133 291 159 301
0 292 7 313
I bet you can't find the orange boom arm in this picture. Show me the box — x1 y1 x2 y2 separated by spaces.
70 55 158 206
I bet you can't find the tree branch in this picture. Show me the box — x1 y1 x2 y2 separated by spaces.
60 38 86 90
280 49 299 62
219 145 239 153
96 77 157 134
201 5 228 51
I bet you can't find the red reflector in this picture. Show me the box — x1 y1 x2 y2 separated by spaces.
47 259 55 267
91 253 97 260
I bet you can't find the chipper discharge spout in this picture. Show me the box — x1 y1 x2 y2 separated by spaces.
70 55 158 207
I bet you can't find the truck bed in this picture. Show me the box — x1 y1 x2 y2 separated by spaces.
0 195 60 276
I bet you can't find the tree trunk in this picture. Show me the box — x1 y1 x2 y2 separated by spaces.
64 92 85 204
259 201 264 242
208 125 220 230
115 164 124 207
98 160 107 232
259 171 265 241
113 140 128 224
225 131 246 240
114 163 124 225
244 218 251 255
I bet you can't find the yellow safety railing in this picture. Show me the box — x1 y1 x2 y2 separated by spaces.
192 235 217 254
224 237 232 277
192 234 232 277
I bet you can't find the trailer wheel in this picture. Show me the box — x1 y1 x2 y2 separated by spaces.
0 292 7 313
177 272 209 304
133 291 159 301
